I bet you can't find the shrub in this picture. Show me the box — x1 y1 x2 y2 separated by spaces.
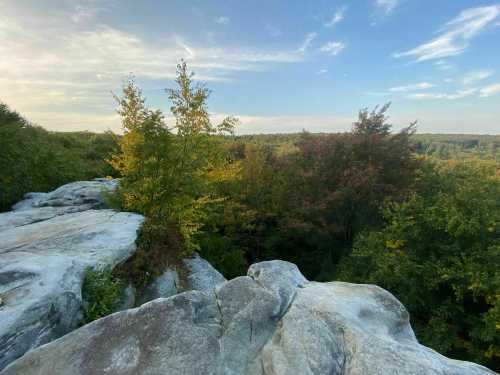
81 267 124 323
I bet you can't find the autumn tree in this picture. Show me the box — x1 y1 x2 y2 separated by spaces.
110 62 236 250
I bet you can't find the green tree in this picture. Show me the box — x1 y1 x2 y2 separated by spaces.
338 158 500 369
0 102 117 211
110 62 236 255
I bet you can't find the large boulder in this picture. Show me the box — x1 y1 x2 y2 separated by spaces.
0 179 144 370
2 260 496 375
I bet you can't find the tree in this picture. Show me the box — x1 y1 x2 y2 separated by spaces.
0 102 117 211
110 62 236 251
338 158 500 369
272 105 420 277
195 104 421 280
352 103 393 136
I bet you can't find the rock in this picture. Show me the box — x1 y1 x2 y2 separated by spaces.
136 254 226 306
12 178 119 212
137 270 180 305
118 284 136 311
183 254 226 293
0 179 119 232
0 179 144 370
2 293 222 375
2 261 496 375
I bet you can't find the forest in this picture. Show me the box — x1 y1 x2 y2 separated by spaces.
0 62 498 370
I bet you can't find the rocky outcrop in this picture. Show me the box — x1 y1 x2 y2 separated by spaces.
136 255 226 305
0 179 144 370
2 261 496 375
0 179 229 370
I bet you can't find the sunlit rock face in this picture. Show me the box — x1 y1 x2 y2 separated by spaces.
0 179 144 370
2 260 496 375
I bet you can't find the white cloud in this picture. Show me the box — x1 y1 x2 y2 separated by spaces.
408 82 500 100
297 32 317 53
319 41 346 56
235 114 353 134
324 6 346 27
375 0 399 15
394 5 500 62
71 4 103 24
479 83 500 97
0 3 311 131
215 16 229 25
317 69 328 75
462 70 494 85
434 59 454 71
389 82 435 92
407 88 478 100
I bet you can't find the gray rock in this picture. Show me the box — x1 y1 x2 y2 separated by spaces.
3 261 496 375
118 284 136 311
14 178 119 211
183 254 226 293
1 179 119 231
2 292 221 375
0 179 144 370
137 270 180 305
136 254 226 306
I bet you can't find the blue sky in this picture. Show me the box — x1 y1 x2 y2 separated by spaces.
1 0 499 134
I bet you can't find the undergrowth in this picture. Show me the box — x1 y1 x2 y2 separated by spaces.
81 267 124 323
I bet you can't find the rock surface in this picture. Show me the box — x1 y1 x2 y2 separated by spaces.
2 260 496 375
137 254 226 305
0 179 144 370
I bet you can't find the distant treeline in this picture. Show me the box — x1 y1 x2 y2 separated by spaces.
0 103 118 211
236 132 500 159
2 100 497 213
412 133 500 159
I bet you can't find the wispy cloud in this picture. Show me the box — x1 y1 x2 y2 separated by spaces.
0 3 310 131
394 5 500 62
317 69 328 75
319 41 346 56
479 83 500 97
324 6 346 27
408 88 478 100
434 60 454 71
462 70 494 85
374 0 400 15
71 4 104 24
390 82 435 92
236 114 353 134
408 81 500 100
297 32 318 53
215 16 229 25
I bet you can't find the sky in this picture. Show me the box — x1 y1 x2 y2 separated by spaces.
1 0 500 134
